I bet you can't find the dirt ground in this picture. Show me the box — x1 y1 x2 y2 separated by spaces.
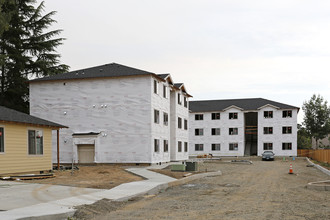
23 165 143 189
73 158 330 220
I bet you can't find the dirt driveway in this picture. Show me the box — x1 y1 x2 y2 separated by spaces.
74 158 330 220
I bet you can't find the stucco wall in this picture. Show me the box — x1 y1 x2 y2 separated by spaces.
258 107 297 156
170 89 189 161
189 107 245 156
150 77 171 163
30 76 153 163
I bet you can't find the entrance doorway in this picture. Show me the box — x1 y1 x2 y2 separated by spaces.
244 112 258 156
78 144 95 163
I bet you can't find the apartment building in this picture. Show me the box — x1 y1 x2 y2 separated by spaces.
29 63 191 164
189 98 299 157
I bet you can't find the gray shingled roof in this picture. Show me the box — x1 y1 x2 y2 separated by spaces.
189 98 299 112
0 106 67 128
174 83 183 88
30 63 162 82
157 74 170 80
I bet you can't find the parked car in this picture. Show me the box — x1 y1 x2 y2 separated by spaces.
262 151 275 161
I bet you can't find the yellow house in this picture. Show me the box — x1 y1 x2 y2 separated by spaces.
0 106 67 175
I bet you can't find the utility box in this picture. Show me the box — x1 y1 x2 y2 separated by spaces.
171 164 186 172
186 162 198 171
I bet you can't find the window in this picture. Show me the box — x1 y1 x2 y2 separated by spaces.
154 109 159 124
164 140 168 152
264 111 273 118
163 85 167 98
263 143 273 150
229 128 238 135
263 127 273 134
212 144 221 151
282 142 292 150
195 128 203 136
178 141 182 152
184 142 188 152
0 127 4 153
28 130 43 155
212 113 220 120
195 144 203 151
211 128 220 135
154 80 158 94
178 93 181 105
178 117 182 129
163 112 168 126
184 119 188 130
229 143 238 151
184 97 188 108
195 114 203 120
283 110 292 118
229 112 238 119
154 139 160 152
282 126 292 134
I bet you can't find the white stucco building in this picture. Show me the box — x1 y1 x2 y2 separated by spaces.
189 98 299 157
29 63 191 164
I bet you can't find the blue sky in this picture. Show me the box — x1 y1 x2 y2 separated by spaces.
39 0 330 123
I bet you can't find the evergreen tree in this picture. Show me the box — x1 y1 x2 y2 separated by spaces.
0 0 69 113
302 94 330 149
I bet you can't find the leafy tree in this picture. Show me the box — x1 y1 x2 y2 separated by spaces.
0 0 69 113
302 94 330 149
297 124 311 149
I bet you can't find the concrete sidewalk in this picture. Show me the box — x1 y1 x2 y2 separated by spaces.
0 166 177 220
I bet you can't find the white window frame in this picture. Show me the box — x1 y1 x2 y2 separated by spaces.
178 117 182 129
282 126 292 134
282 142 292 150
164 140 168 152
195 114 203 120
229 112 238 119
178 141 182 152
195 128 204 136
229 128 238 135
154 109 160 124
184 142 188 152
163 85 167 98
163 112 168 126
263 143 273 150
211 128 220 136
212 143 221 151
154 139 160 152
0 126 4 153
282 110 292 118
263 127 273 134
229 143 238 151
154 80 158 94
195 144 203 151
212 113 220 120
184 119 188 130
264 111 273 118
28 129 44 155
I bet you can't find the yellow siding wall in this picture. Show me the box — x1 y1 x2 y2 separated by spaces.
0 123 53 175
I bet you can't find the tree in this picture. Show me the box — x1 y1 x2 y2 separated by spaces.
302 94 330 149
0 0 69 113
297 124 311 149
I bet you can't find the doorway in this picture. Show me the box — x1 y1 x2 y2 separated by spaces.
78 144 95 163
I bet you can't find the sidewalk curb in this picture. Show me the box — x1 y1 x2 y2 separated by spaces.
115 171 222 201
306 157 330 176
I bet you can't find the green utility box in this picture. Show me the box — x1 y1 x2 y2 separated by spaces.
186 162 198 171
171 164 186 172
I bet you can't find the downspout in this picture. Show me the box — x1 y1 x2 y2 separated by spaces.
57 129 60 170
